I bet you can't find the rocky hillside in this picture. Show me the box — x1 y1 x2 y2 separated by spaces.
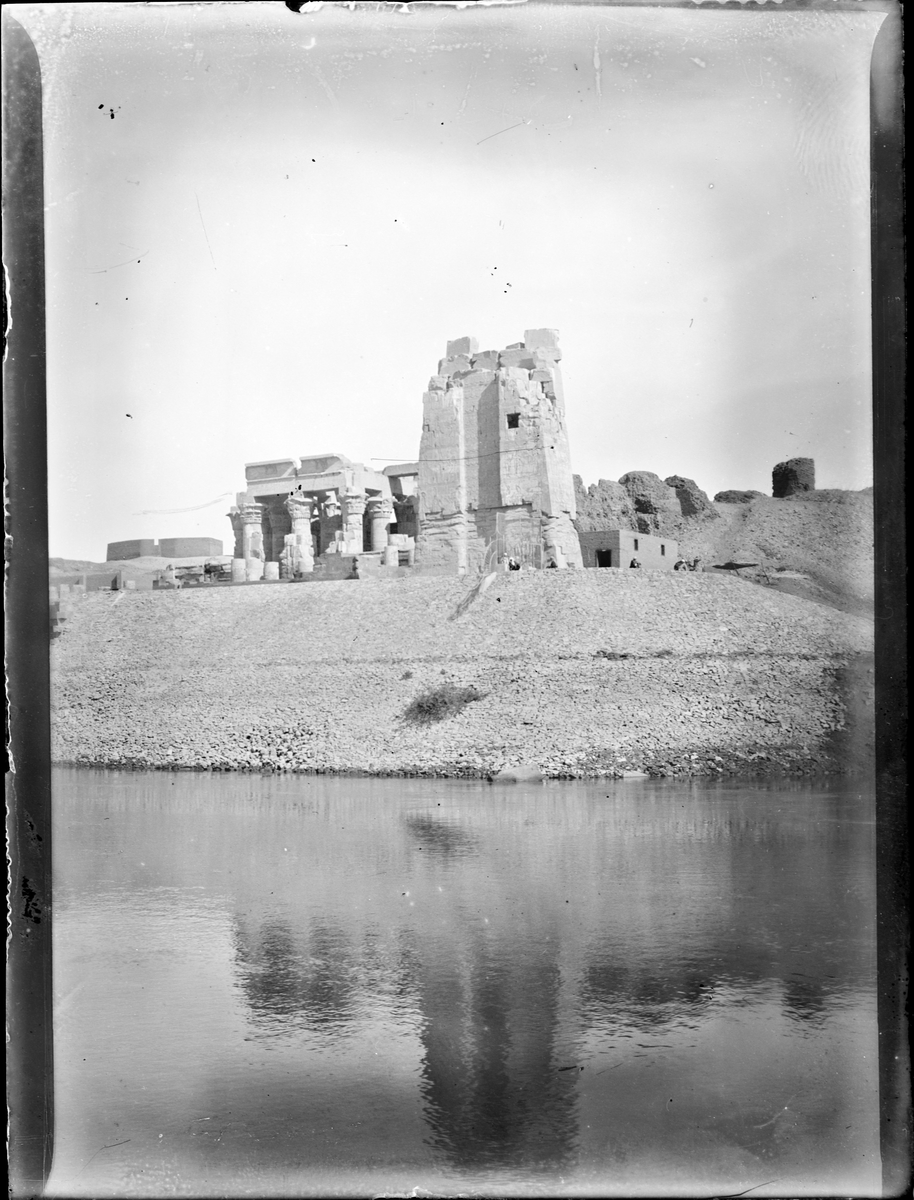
574 474 873 617
51 570 873 780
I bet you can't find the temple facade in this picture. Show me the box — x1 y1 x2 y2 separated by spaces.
228 454 419 581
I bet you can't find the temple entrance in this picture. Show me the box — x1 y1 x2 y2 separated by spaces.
596 550 613 568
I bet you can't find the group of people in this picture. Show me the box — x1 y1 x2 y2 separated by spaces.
628 556 700 571
505 556 559 571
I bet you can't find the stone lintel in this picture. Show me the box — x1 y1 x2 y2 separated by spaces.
498 349 536 369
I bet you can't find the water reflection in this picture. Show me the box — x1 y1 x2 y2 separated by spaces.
233 919 357 1033
48 771 879 1197
415 928 576 1171
403 812 480 858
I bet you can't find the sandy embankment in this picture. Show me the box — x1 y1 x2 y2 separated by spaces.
50 570 874 778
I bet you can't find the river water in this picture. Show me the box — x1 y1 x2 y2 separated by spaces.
47 768 879 1197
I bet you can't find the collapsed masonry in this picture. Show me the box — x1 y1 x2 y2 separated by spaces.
417 331 583 574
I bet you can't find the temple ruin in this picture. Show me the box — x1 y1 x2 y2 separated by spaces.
228 330 583 580
228 454 419 581
417 330 582 573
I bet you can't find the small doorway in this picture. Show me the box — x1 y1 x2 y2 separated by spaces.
596 550 613 568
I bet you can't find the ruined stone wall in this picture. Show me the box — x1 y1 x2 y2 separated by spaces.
417 331 582 573
772 458 816 498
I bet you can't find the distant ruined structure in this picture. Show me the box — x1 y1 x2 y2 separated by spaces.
106 537 223 561
226 335 823 583
417 331 582 573
772 457 816 498
227 331 584 581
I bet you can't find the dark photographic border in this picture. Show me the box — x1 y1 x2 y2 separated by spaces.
3 2 906 1195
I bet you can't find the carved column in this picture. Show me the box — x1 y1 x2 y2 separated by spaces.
283 493 314 577
367 496 395 552
393 496 419 542
320 491 342 554
340 490 366 554
241 502 264 580
227 508 244 559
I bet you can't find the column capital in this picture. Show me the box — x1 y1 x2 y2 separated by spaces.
366 495 395 520
241 502 263 525
321 491 341 519
285 492 313 522
341 489 367 519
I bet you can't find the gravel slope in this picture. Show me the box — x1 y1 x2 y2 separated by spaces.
51 570 874 778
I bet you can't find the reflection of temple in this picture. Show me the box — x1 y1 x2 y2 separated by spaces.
229 815 580 1172
413 926 578 1171
228 454 419 581
222 790 869 1175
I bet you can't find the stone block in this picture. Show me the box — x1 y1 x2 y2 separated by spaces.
505 341 525 350
263 562 280 581
245 558 264 582
471 351 499 370
427 375 447 391
446 336 478 358
231 558 246 582
530 368 555 382
498 348 535 369
524 328 560 352
492 764 544 783
501 366 531 384
460 368 496 387
437 354 473 376
530 349 561 370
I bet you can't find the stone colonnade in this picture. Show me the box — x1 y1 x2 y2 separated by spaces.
230 490 396 581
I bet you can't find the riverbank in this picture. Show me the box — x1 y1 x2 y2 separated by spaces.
50 570 874 778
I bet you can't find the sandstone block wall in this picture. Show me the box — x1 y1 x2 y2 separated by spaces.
417 331 582 573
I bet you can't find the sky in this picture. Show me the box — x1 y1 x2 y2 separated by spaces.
15 1 883 561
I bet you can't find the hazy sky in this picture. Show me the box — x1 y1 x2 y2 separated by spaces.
16 2 882 560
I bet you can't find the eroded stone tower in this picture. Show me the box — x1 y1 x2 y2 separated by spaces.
417 330 582 574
